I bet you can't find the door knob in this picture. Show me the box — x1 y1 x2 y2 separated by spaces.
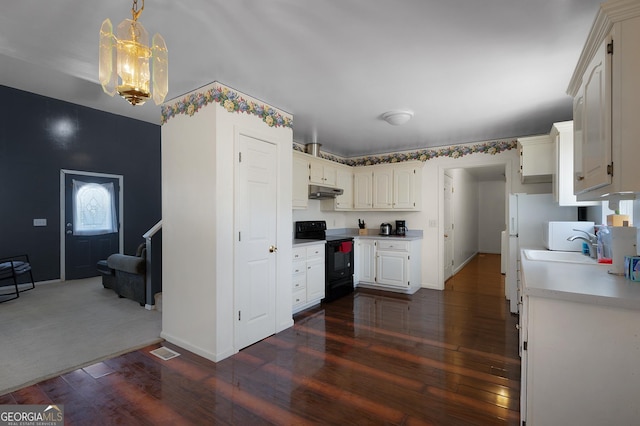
269 245 278 253
66 230 73 235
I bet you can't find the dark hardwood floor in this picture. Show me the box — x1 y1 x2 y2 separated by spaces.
1 253 520 425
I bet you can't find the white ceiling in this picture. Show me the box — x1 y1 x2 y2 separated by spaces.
0 0 602 157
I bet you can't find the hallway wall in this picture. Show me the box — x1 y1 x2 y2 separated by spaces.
479 180 506 254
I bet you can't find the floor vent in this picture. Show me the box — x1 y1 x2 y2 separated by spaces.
150 346 181 361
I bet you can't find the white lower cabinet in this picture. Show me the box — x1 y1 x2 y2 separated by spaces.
356 239 376 283
376 249 408 288
292 243 325 314
521 294 640 425
356 238 421 294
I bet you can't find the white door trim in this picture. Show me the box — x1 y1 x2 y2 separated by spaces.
437 159 512 289
60 169 124 281
443 173 454 281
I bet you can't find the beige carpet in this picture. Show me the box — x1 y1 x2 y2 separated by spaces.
0 277 162 395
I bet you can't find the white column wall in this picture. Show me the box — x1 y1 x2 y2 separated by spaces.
161 104 220 360
161 84 293 362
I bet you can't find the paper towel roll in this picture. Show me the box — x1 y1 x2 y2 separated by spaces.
609 227 637 275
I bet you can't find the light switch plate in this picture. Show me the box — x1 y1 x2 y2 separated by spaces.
33 218 47 227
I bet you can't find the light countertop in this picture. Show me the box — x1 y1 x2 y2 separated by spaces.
293 229 423 246
329 228 423 241
354 234 423 241
292 239 327 247
520 249 640 311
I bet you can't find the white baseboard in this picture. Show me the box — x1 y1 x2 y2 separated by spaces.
454 252 478 275
160 331 236 363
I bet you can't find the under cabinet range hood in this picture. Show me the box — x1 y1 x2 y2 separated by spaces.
308 185 344 199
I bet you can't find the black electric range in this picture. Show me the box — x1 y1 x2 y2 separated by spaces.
295 221 354 302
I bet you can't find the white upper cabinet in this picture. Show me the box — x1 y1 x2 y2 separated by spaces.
294 151 422 211
334 166 354 210
354 162 422 211
393 165 418 210
518 135 553 184
292 151 309 209
551 121 598 206
309 157 337 187
573 38 611 195
372 167 394 208
321 163 354 211
353 168 373 209
567 1 640 202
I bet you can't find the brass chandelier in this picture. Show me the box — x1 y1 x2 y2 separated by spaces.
99 0 168 106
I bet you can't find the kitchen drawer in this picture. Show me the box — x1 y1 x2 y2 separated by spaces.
292 273 306 292
292 247 306 261
292 288 306 308
377 240 409 251
306 244 324 259
292 260 305 275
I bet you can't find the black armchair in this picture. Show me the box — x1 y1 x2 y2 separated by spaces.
0 254 35 303
104 243 147 306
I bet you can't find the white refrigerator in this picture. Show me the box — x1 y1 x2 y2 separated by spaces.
505 193 579 313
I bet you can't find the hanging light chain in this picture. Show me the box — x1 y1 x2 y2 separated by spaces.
131 0 145 21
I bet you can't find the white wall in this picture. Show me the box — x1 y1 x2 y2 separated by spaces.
450 168 479 270
162 103 220 359
479 180 506 254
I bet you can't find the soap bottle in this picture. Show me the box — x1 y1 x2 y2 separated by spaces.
597 225 612 264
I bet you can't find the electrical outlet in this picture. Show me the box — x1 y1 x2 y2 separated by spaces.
33 218 47 227
429 219 437 228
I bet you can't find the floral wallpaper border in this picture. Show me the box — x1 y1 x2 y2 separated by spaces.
293 139 517 166
160 82 293 128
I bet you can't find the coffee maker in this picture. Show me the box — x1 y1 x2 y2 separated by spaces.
395 220 407 236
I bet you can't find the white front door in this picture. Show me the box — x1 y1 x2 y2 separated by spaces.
235 133 278 350
444 174 454 280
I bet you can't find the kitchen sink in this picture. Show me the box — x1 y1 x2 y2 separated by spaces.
523 249 597 264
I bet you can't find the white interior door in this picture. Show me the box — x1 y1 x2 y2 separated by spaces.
235 133 278 350
444 174 454 280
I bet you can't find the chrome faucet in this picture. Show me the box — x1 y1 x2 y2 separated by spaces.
567 229 597 258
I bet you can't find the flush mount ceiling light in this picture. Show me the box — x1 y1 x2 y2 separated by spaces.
382 110 414 126
99 0 168 106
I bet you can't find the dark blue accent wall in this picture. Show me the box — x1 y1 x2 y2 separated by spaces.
0 85 161 282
